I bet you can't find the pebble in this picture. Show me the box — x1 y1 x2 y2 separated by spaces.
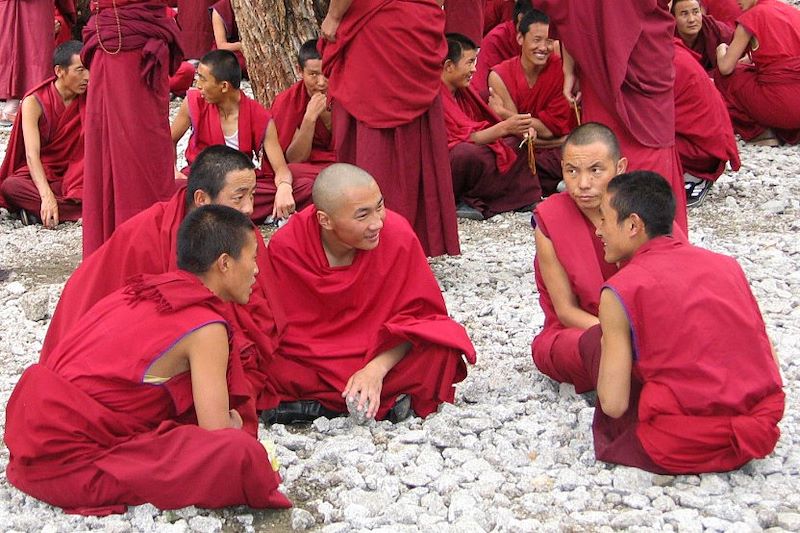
290 508 315 530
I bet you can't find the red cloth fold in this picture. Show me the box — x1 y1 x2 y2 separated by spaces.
0 0 54 100
702 0 741 25
473 19 519 100
176 0 214 59
444 0 486 46
483 0 514 35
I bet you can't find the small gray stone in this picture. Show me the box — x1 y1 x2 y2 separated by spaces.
188 515 222 533
611 510 652 528
612 467 653 492
622 493 650 510
290 508 315 531
702 517 732 532
777 513 800 531
6 281 26 296
19 289 49 321
699 474 730 496
447 491 478 522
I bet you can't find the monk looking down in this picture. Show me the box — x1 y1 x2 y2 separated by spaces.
0 40 87 228
5 205 291 515
259 164 476 424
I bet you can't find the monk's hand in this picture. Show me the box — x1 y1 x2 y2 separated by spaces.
228 408 243 429
716 43 729 63
53 18 61 37
321 14 341 42
40 191 59 229
563 74 581 105
273 182 296 220
305 92 328 122
342 363 387 420
503 113 534 137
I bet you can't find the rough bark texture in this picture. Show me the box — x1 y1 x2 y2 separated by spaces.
231 0 329 106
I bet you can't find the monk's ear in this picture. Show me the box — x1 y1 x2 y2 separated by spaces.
517 32 524 47
316 210 333 230
628 213 646 238
194 189 212 207
295 64 303 78
216 252 232 274
616 157 629 175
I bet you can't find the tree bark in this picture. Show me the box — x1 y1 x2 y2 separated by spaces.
231 0 329 106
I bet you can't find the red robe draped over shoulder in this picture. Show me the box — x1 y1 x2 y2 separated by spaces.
713 0 800 144
702 0 741 25
531 193 618 393
598 237 784 474
6 271 290 516
483 0 514 35
177 0 214 59
444 0 486 46
81 1 184 257
0 78 85 217
41 187 277 430
259 206 476 418
473 19 519 100
0 0 53 100
322 0 460 257
673 41 739 182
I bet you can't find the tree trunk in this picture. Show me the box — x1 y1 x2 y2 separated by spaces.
231 0 329 106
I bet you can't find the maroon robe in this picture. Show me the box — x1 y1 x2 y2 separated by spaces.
41 187 277 431
270 80 336 183
176 0 214 59
7 271 290 516
483 0 514 35
259 207 476 418
714 0 800 144
531 193 618 393
473 19 519 100
0 0 54 100
441 82 542 217
169 61 196 97
444 0 486 46
674 40 740 182
538 0 688 233
0 77 84 219
677 14 733 71
54 0 76 45
322 0 460 257
598 236 784 474
702 0 741 24
209 0 246 75
81 0 184 257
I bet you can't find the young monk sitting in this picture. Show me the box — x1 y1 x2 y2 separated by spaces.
270 39 336 184
258 163 476 424
587 171 784 474
41 146 275 432
715 0 800 145
488 10 577 195
441 33 542 221
531 123 627 394
5 205 291 515
672 0 733 72
210 0 246 75
171 50 310 222
0 40 87 228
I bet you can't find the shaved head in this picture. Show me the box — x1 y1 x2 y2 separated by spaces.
312 163 378 214
563 122 622 163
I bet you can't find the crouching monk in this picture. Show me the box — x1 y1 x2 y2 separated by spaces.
260 164 476 423
589 171 784 474
4 205 291 515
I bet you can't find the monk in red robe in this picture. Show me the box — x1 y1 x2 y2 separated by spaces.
488 10 577 194
258 164 476 424
41 146 277 433
53 0 76 46
590 170 784 474
532 123 628 394
715 0 800 146
0 0 54 124
270 39 336 185
538 0 688 234
320 0 460 257
210 0 246 75
441 33 541 220
473 0 531 99
171 50 308 223
702 0 741 24
0 41 86 227
444 0 486 46
165 6 197 98
674 40 740 207
672 0 733 71
6 205 291 515
80 0 183 257
177 0 214 59
483 0 514 35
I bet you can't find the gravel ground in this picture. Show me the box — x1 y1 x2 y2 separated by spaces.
2 45 800 533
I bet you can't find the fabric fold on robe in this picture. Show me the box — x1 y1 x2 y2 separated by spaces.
702 0 741 25
6 271 290 516
444 0 486 46
473 19 519 100
483 0 514 35
0 0 53 100
258 206 476 419
177 0 214 59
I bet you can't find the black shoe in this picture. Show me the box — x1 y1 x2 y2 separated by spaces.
386 394 415 424
456 203 484 221
685 177 713 208
260 400 345 425
19 209 41 226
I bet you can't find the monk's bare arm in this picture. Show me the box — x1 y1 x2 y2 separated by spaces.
470 113 533 144
561 45 580 104
321 0 354 41
211 10 242 52
596 289 633 419
186 323 243 430
487 72 517 119
716 25 752 76
535 227 600 329
20 96 59 228
343 341 412 419
264 120 296 219
285 92 327 163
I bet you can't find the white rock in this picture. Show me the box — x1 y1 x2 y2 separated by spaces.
290 508 315 531
187 516 221 533
6 281 26 296
777 512 800 531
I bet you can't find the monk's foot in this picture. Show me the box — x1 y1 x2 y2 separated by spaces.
749 129 780 147
18 209 41 226
514 202 540 213
456 203 484 221
260 400 345 426
684 174 713 209
386 394 415 424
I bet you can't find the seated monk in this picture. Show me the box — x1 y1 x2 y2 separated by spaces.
41 146 276 433
0 40 86 228
715 0 800 145
587 170 784 474
210 0 246 75
270 39 336 185
171 50 311 223
473 0 532 99
258 163 476 424
531 123 627 394
673 39 740 207
672 0 733 72
5 205 291 515
483 0 514 35
441 33 542 221
488 10 577 195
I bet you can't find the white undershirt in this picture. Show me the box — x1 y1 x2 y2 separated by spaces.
224 130 239 150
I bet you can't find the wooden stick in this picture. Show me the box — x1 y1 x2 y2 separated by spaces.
572 101 582 126
528 137 537 176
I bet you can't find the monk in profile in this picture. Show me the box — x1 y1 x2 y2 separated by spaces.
672 0 733 71
6 205 291 515
259 163 476 424
589 170 784 474
0 40 87 227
